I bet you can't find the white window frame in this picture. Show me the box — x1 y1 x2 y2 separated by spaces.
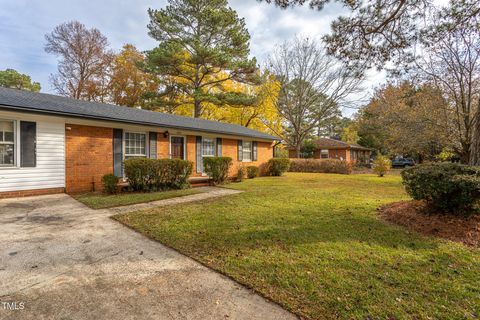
0 119 17 168
320 149 329 159
202 136 216 158
242 140 252 162
169 135 187 160
123 131 148 160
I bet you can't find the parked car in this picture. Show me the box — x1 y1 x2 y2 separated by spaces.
392 158 415 168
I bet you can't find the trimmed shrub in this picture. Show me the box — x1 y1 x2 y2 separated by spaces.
401 163 480 213
124 158 193 192
102 174 119 194
157 159 193 190
203 157 233 185
289 159 352 174
247 166 259 179
124 158 157 191
236 166 246 182
267 158 290 176
373 155 391 177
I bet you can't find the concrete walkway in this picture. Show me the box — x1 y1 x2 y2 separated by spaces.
109 186 243 214
0 193 296 320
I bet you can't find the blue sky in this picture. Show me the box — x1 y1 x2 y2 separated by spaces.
0 0 387 115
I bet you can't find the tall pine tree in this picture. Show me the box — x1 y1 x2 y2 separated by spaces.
145 0 260 118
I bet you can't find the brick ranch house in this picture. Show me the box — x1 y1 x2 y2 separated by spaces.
288 137 371 164
0 87 279 199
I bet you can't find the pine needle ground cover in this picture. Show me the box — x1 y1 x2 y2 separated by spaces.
114 173 480 319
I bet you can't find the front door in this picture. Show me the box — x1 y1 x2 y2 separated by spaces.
171 136 185 159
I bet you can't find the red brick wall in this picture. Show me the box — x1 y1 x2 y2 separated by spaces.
179 136 273 177
185 135 201 176
0 187 65 199
289 149 298 158
329 149 348 161
222 138 273 176
157 134 170 159
65 124 113 194
65 127 274 192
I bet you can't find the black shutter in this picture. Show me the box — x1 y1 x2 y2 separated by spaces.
216 138 222 156
149 132 157 159
252 141 258 161
196 136 203 173
20 121 36 167
237 140 243 161
113 129 123 177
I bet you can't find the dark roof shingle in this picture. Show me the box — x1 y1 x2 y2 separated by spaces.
313 138 371 150
0 87 278 141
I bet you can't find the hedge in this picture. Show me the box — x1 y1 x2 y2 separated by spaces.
267 158 291 176
401 163 480 214
288 158 352 174
247 166 259 179
124 158 193 192
203 157 233 185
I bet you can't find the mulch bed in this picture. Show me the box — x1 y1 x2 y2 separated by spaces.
379 200 480 248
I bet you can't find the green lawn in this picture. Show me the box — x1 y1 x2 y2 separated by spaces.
114 173 480 319
76 188 201 209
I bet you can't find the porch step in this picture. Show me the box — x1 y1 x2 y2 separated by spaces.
189 176 212 187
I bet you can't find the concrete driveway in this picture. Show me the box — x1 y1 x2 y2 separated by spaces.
0 194 296 320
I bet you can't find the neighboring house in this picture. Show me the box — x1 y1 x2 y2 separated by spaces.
288 137 371 164
0 87 278 198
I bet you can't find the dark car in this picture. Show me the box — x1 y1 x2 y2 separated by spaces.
392 158 415 168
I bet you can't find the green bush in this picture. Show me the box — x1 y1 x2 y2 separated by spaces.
203 157 233 185
157 159 193 190
401 163 480 213
373 155 391 177
124 158 157 191
247 166 259 179
236 166 246 182
267 158 291 176
102 174 119 194
289 159 352 174
124 158 193 192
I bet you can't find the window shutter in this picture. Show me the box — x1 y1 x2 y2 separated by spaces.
252 141 258 161
196 136 203 173
216 138 222 156
149 132 157 159
237 140 243 161
20 121 36 167
113 129 123 177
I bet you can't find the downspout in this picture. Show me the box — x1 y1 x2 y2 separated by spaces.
273 140 282 158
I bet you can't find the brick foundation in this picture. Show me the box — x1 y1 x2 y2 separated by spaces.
0 187 65 199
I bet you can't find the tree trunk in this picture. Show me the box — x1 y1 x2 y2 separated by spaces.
194 100 201 118
296 144 301 158
470 114 480 165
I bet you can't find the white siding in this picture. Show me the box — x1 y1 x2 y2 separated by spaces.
0 111 65 192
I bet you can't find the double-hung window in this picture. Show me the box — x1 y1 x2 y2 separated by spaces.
124 132 146 160
238 140 256 162
202 137 216 157
320 149 329 159
0 120 15 167
242 141 252 162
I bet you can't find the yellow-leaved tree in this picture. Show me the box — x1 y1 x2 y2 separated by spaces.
149 68 283 136
109 44 160 108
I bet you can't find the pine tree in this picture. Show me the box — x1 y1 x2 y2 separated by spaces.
144 0 260 118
